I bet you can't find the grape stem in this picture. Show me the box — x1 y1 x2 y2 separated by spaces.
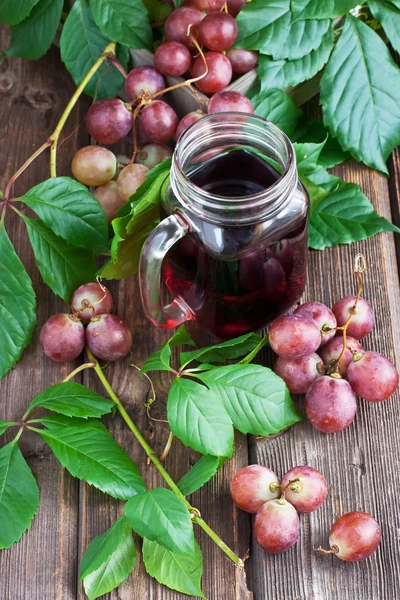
160 431 174 461
110 56 127 78
4 140 52 201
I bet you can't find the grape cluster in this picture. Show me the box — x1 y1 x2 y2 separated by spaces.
271 297 399 433
40 282 132 363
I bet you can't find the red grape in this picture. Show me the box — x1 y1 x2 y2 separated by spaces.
281 466 328 513
227 0 246 17
85 99 132 144
226 48 258 74
294 301 337 346
72 146 116 186
273 353 324 394
199 12 238 52
176 110 206 139
93 181 126 223
154 41 191 76
269 315 321 359
71 282 113 323
328 512 381 561
40 314 85 362
192 52 233 95
117 164 149 202
332 296 375 339
230 465 280 513
347 351 399 402
86 314 132 362
135 118 150 146
136 144 173 169
208 90 254 114
254 499 300 553
125 66 166 102
140 100 179 143
165 7 204 49
305 376 357 433
194 0 225 10
319 335 363 377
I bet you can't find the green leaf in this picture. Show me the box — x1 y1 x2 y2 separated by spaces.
36 420 146 500
0 441 40 549
0 0 39 25
306 164 340 193
368 0 400 54
125 487 195 553
23 217 97 302
35 414 98 429
142 0 172 20
291 114 350 168
81 516 136 600
168 378 234 457
0 421 14 436
180 332 262 368
140 325 196 374
91 0 152 50
248 87 302 137
178 455 227 496
235 0 291 52
271 18 332 61
21 177 108 249
294 140 327 175
291 0 360 19
301 176 328 211
142 538 205 598
60 0 129 99
309 180 400 250
0 226 36 379
196 364 302 436
26 382 114 419
320 15 400 173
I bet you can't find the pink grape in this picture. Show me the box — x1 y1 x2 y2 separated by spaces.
71 146 116 186
281 466 328 513
208 90 254 115
332 296 375 339
140 100 179 143
274 353 324 394
305 376 357 433
135 118 150 146
226 48 258 74
294 301 337 346
269 315 321 358
254 499 300 553
198 12 238 52
93 181 126 223
176 110 206 139
86 314 132 362
192 52 233 95
154 41 191 76
117 164 149 203
136 144 173 169
85 99 131 144
328 512 381 561
230 465 280 513
227 0 246 17
165 7 204 49
125 66 166 102
71 282 113 323
194 0 225 10
319 335 363 377
347 351 399 402
40 314 85 362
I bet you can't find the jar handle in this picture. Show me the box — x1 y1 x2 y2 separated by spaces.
139 213 193 328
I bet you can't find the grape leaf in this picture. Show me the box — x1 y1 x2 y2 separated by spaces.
167 378 234 457
5 0 62 59
23 217 97 302
0 225 36 379
0 441 40 549
291 114 350 168
21 177 108 250
81 516 136 600
368 0 400 54
36 420 146 500
142 0 172 21
179 332 262 368
235 0 291 51
271 18 332 61
178 455 227 497
35 415 104 429
294 141 327 175
0 0 40 25
140 325 196 374
291 0 360 20
320 15 400 173
248 87 302 137
301 176 328 211
0 421 14 437
125 488 195 554
306 164 340 193
91 0 152 50
142 538 205 599
26 382 114 419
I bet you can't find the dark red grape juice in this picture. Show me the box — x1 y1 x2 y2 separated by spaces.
163 150 308 339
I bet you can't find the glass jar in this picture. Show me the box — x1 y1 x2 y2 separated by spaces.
139 113 309 339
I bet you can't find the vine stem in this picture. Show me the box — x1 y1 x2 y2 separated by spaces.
86 346 242 566
62 362 96 382
4 140 52 201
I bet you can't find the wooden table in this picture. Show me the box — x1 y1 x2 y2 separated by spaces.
1 28 400 600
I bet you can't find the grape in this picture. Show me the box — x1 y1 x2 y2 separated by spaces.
71 282 113 323
71 146 116 186
347 351 399 402
117 164 149 203
86 314 132 362
226 48 258 74
227 0 246 17
274 353 324 395
182 0 199 6
85 99 132 144
319 335 363 377
328 512 381 561
176 110 206 139
140 100 179 143
165 7 204 49
294 301 337 346
154 41 192 77
254 499 300 553
230 465 280 513
332 296 375 339
269 315 321 358
305 376 357 433
125 66 166 102
199 12 238 52
194 0 225 10
192 52 233 95
40 314 85 362
136 144 173 169
208 91 254 115
281 466 328 513
135 118 150 146
93 181 126 223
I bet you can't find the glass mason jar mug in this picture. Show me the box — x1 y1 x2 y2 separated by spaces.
139 114 309 340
